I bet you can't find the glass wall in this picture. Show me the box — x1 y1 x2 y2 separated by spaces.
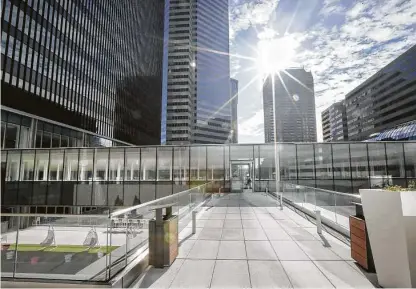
1 110 129 149
2 142 416 207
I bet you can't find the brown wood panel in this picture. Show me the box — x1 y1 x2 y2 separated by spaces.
350 226 366 240
352 250 368 270
349 216 366 231
351 241 367 258
351 234 366 249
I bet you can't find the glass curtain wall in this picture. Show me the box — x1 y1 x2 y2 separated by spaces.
2 142 416 207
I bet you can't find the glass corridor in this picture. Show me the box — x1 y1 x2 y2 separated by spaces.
1 142 416 207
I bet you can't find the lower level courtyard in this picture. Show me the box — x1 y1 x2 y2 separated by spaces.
134 192 375 288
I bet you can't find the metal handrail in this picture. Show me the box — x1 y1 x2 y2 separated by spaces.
281 181 361 199
110 181 213 218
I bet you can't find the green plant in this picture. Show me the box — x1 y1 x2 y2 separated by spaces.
383 181 416 192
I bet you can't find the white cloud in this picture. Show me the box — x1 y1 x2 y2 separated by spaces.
230 0 279 40
232 0 416 143
239 109 265 142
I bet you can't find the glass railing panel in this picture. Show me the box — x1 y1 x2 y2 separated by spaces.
3 215 111 281
315 189 337 224
1 216 19 278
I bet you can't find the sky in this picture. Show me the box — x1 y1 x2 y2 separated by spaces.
229 0 416 143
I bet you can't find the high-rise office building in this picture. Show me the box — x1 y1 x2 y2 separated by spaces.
164 0 231 144
1 0 165 149
263 68 317 142
345 45 416 141
230 78 238 143
322 101 348 142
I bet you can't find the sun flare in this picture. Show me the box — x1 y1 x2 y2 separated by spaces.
257 36 298 75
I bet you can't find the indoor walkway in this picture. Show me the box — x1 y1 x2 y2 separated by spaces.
133 192 375 288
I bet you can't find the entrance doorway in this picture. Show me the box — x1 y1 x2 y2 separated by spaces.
230 160 254 193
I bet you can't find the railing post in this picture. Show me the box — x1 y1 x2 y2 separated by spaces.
315 210 322 235
192 211 197 234
125 219 128 267
13 216 20 278
280 192 283 210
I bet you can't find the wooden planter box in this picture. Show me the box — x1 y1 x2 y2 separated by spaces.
349 214 375 272
360 189 416 288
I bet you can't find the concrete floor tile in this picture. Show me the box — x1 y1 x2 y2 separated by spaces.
187 240 220 259
226 207 241 214
179 227 202 240
177 239 196 259
283 226 317 241
271 241 309 260
264 228 292 240
248 260 292 288
210 260 250 288
246 241 278 260
241 213 257 219
217 241 247 259
260 219 281 228
256 213 274 220
186 219 207 228
243 229 268 240
204 219 224 229
224 219 242 228
296 241 342 260
278 219 301 228
170 259 215 288
133 259 185 288
281 261 334 288
314 261 374 288
212 207 227 213
242 219 261 228
208 213 226 220
240 207 254 213
221 229 244 240
225 214 242 220
199 228 223 240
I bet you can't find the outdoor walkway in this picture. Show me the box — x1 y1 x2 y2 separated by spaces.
133 192 375 288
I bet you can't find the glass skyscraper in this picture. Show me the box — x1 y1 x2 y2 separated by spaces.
263 68 317 142
1 0 165 148
164 0 231 145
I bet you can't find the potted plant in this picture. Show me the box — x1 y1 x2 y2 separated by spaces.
359 181 416 288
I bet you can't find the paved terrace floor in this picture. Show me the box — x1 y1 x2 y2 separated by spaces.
134 192 375 288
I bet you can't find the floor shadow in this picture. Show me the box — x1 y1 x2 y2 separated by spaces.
318 232 331 248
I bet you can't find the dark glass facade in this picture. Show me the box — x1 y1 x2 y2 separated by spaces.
1 0 164 145
322 100 348 142
345 45 416 141
263 69 317 142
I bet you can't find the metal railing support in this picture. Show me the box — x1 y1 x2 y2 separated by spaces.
192 211 197 234
315 210 322 234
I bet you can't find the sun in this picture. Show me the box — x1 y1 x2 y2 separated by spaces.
257 36 298 75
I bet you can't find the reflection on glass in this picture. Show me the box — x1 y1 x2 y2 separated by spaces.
315 144 332 179
297 144 314 179
386 143 405 178
350 143 369 178
173 147 189 183
141 148 156 181
79 149 93 181
157 147 172 181
64 149 79 181
48 150 64 181
207 146 224 180
332 144 351 179
190 146 206 181
94 149 109 181
280 144 297 180
34 150 49 181
404 143 416 178
125 148 140 181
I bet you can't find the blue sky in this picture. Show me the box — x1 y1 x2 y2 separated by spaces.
230 0 416 143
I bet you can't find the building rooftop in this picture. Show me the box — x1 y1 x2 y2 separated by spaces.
133 192 375 288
